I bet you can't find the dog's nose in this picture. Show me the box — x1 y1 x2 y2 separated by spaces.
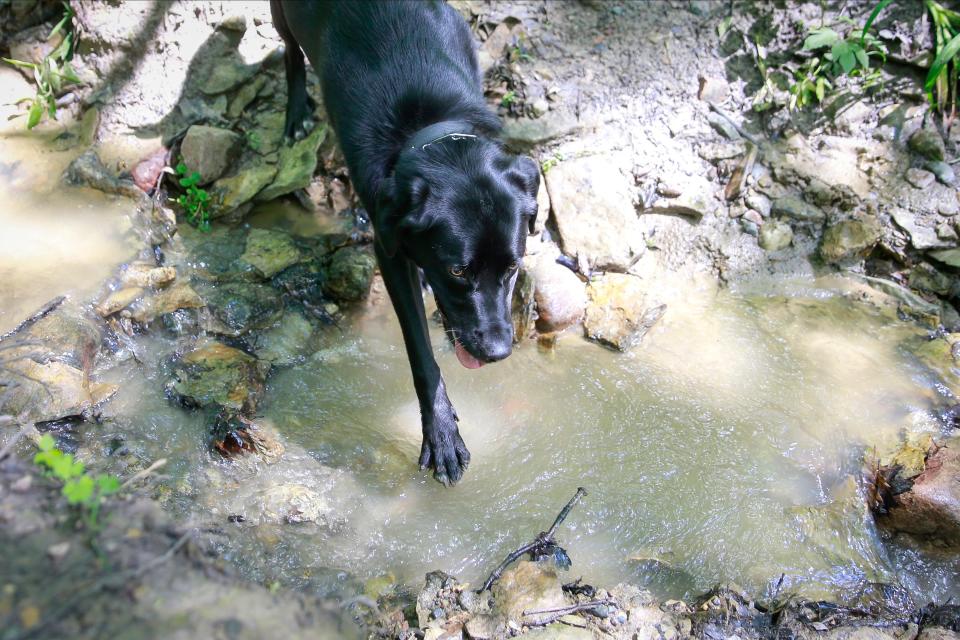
476 325 513 362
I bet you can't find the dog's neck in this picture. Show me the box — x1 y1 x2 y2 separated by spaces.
404 120 477 153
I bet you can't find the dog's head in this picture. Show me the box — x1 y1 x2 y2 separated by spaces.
376 133 539 368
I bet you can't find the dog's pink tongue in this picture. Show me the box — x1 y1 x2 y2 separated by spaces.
455 341 485 369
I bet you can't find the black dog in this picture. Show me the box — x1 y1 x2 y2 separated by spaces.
271 0 540 485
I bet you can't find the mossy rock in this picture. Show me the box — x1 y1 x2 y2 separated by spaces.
168 341 267 412
322 246 376 302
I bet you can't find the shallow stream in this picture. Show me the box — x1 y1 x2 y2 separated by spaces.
2 124 958 608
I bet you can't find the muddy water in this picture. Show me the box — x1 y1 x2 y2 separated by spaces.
168 276 956 603
0 124 138 335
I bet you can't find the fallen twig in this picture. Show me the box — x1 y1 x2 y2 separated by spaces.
523 599 613 627
119 458 168 490
478 487 587 593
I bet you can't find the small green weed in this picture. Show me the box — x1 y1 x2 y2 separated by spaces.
175 161 211 232
34 433 120 530
925 0 960 120
540 153 563 174
3 1 81 129
501 90 517 107
788 3 889 110
246 130 262 152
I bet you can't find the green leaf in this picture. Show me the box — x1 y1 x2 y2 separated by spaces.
815 76 827 102
60 62 81 84
63 475 94 505
37 434 56 452
925 31 960 91
176 162 187 175
804 28 840 50
717 15 733 39
96 474 120 496
861 0 894 47
2 57 37 70
27 99 43 129
831 41 857 74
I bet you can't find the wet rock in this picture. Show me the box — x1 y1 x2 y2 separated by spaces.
926 161 956 186
465 613 502 639
209 162 278 218
492 560 567 626
929 248 960 268
254 312 313 366
697 141 746 162
501 112 584 151
819 217 882 264
259 483 330 524
202 282 284 336
759 219 792 252
120 263 176 288
771 195 825 222
96 287 145 317
272 260 327 307
168 341 267 412
180 125 242 185
529 254 586 333
937 222 958 241
129 282 204 323
62 150 145 201
132 147 168 193
891 208 952 250
322 246 376 302
583 274 666 351
512 261 536 343
908 129 946 162
227 75 268 119
909 263 953 296
745 192 771 217
22 307 101 366
240 228 302 278
544 155 644 271
0 360 117 422
906 168 936 190
256 123 327 202
880 435 960 549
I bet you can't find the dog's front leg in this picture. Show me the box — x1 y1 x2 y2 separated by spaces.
374 244 471 486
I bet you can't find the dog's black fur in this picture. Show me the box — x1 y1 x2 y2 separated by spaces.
271 0 539 485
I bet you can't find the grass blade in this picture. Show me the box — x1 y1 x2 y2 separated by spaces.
861 0 894 47
925 31 960 91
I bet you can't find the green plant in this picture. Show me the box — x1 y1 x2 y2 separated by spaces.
2 1 80 129
175 161 211 232
34 434 120 529
540 153 563 173
788 1 890 110
925 0 960 120
501 90 517 107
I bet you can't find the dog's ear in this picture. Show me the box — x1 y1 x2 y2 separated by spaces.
507 156 540 234
374 174 430 258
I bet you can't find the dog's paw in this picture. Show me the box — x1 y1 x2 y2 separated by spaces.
419 418 471 486
283 96 318 143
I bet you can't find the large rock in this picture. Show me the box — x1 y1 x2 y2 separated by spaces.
168 341 267 412
502 112 584 151
0 360 117 422
180 125 242 185
819 217 882 264
891 208 952 251
120 263 177 288
129 282 204 323
322 246 376 302
908 129 946 162
492 561 567 626
240 228 302 278
529 254 586 333
583 274 665 351
210 162 278 218
544 155 644 271
254 312 313 366
256 124 327 202
880 435 960 549
758 219 793 252
201 282 284 336
511 261 536 343
770 195 825 222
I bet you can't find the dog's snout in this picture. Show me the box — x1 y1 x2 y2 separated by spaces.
474 325 513 363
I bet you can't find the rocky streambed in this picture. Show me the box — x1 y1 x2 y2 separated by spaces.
2 0 960 638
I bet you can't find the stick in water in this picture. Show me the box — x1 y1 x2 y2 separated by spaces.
479 487 587 593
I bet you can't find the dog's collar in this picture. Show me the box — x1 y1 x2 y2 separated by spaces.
405 120 477 152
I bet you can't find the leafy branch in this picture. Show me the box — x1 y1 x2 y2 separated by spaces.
2 1 81 129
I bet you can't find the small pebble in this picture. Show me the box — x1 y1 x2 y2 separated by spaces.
432 607 444 620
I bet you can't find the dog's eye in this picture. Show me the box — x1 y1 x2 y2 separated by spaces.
507 261 519 272
449 266 466 277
